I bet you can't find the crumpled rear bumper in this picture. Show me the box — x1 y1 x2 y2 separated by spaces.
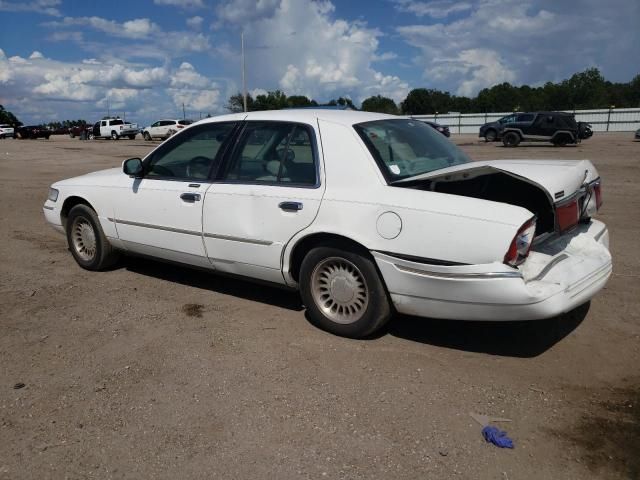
373 220 611 321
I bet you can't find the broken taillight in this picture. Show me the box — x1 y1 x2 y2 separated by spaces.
593 180 603 210
556 198 580 232
504 218 536 267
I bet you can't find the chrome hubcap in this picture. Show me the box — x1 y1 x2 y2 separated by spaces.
71 217 96 261
311 257 368 324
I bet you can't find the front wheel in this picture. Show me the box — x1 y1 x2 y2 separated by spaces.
143 132 151 141
299 244 391 338
484 129 497 142
66 204 119 270
111 131 119 140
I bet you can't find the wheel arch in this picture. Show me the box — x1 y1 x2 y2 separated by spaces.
60 196 96 228
287 232 372 283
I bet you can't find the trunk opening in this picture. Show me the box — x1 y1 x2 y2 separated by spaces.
400 171 555 236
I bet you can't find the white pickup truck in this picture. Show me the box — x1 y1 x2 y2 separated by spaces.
90 118 139 140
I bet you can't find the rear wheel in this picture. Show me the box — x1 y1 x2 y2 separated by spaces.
502 131 521 147
88 133 95 140
128 134 136 140
299 244 391 338
485 129 497 142
66 204 119 270
111 131 119 140
552 134 570 146
69 133 75 138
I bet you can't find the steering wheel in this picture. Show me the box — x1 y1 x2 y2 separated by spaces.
186 156 212 178
149 165 174 177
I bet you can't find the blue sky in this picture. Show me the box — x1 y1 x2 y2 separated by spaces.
0 0 638 125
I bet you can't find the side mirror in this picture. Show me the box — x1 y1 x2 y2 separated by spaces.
123 158 143 177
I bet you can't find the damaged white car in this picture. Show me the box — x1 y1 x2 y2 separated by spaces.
43 110 611 338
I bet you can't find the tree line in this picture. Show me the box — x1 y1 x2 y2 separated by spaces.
226 68 639 115
2 68 638 126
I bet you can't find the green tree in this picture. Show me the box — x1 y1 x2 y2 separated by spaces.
361 95 399 114
0 105 21 126
400 89 452 115
286 95 317 108
225 92 254 112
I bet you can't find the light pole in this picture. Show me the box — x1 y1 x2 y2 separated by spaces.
241 32 247 112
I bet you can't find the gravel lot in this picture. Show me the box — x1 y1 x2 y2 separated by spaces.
1 132 638 479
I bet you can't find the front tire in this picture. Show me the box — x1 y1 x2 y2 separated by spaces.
552 134 570 146
502 131 521 147
143 132 151 141
299 244 391 338
66 205 119 271
111 131 119 140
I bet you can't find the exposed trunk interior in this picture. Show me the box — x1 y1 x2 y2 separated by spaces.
400 172 555 235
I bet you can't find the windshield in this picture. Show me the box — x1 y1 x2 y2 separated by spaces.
354 119 470 182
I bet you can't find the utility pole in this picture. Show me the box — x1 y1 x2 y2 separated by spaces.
241 32 247 112
182 102 186 120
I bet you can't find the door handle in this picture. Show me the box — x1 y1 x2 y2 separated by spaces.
180 192 201 203
279 201 303 211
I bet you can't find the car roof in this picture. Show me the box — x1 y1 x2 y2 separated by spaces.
196 109 398 127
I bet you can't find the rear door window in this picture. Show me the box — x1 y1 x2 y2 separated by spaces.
222 122 317 186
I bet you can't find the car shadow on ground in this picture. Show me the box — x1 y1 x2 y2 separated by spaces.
385 302 589 358
123 256 304 311
120 256 587 357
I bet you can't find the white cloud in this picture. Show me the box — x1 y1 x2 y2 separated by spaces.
29 51 45 59
216 0 280 24
0 51 223 123
186 15 203 29
222 0 408 103
154 0 204 8
49 16 159 39
393 0 472 19
396 0 640 96
0 0 61 17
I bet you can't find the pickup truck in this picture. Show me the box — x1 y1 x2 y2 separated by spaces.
90 118 139 140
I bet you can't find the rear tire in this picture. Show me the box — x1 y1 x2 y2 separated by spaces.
128 134 136 140
66 205 119 271
111 131 119 140
552 134 570 146
299 243 391 338
502 131 521 147
485 129 497 142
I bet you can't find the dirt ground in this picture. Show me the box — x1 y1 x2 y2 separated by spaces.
1 132 638 480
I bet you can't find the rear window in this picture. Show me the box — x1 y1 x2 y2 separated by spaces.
110 120 124 126
354 119 470 182
178 120 193 126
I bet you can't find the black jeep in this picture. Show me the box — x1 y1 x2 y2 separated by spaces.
496 111 592 147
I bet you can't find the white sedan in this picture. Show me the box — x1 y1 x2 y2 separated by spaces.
43 110 611 338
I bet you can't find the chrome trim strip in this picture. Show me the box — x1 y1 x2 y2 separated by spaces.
203 232 273 246
594 228 606 242
528 254 569 282
111 218 201 236
395 264 522 279
43 205 54 210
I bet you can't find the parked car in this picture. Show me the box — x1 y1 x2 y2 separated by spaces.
421 120 450 137
68 125 91 138
90 118 139 140
635 128 640 140
0 124 15 139
498 112 592 147
16 125 50 139
142 119 194 141
50 126 70 135
43 110 611 338
479 113 529 142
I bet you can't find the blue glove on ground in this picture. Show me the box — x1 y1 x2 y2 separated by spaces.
481 425 514 448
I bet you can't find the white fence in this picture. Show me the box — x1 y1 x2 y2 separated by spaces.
411 107 640 134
